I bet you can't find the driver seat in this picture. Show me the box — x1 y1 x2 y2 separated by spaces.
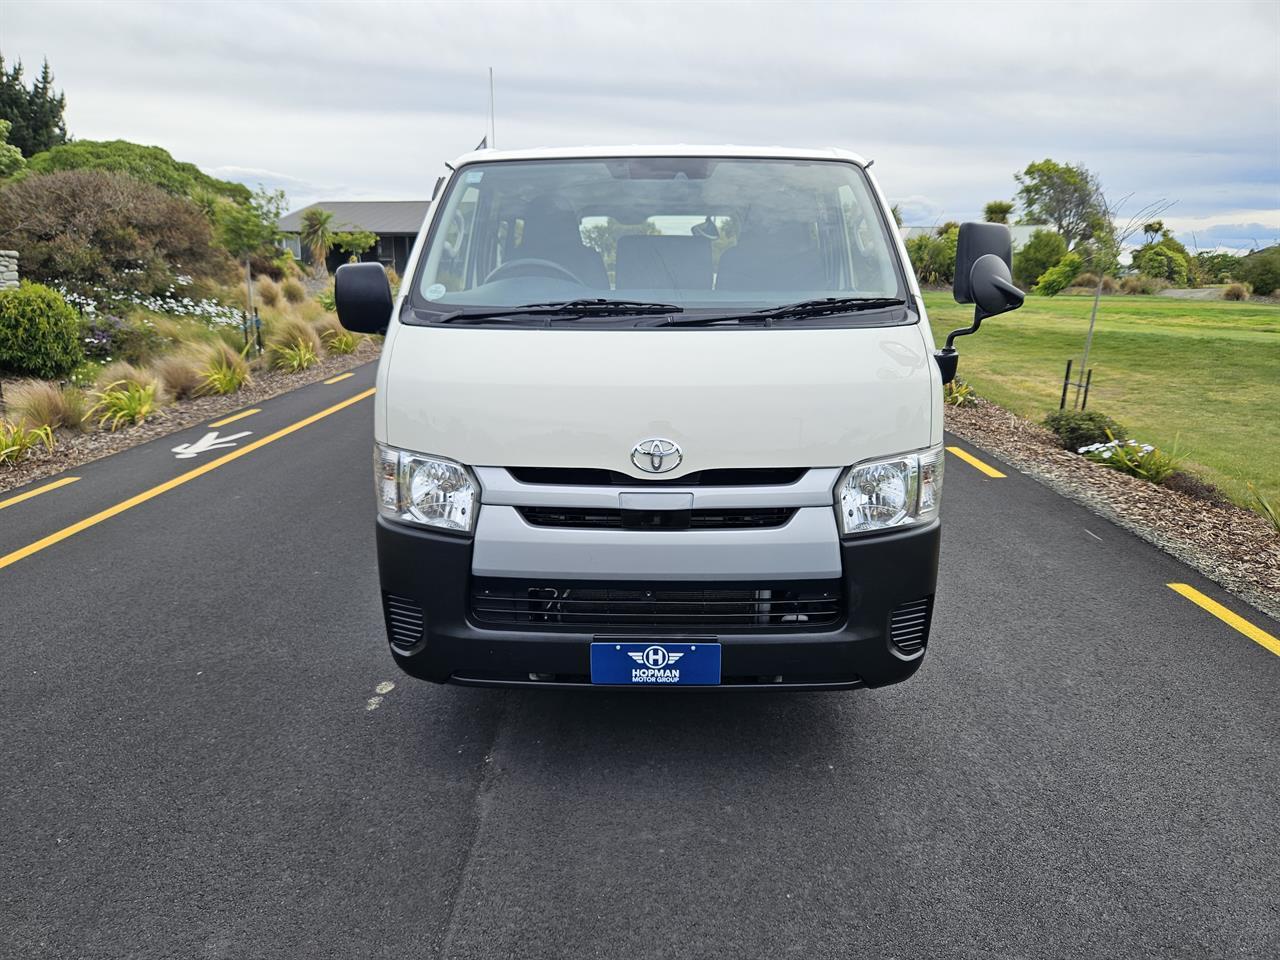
517 197 609 289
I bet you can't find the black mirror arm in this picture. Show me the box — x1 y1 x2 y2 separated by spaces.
944 311 985 351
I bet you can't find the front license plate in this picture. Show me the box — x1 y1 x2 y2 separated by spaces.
590 641 721 686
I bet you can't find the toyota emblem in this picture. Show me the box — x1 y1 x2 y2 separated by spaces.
631 438 683 474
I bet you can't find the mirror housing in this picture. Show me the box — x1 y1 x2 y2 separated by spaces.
967 253 1024 320
335 262 394 335
953 222 1013 304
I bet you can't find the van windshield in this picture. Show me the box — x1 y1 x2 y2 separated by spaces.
413 156 905 319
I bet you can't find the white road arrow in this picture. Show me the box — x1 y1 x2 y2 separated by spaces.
171 430 252 459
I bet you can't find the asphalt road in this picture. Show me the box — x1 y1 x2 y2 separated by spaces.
2 361 1277 959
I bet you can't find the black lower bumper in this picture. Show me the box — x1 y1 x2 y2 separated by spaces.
375 516 940 691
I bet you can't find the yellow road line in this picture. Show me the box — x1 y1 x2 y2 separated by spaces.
0 388 375 573
209 408 261 428
0 476 80 512
1167 583 1279 657
324 372 355 385
946 446 1006 478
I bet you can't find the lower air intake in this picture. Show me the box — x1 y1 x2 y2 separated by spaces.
889 597 933 656
383 593 424 647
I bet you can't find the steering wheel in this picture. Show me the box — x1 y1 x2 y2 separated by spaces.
484 258 584 285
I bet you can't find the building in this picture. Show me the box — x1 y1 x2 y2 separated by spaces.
278 200 430 275
900 224 1043 252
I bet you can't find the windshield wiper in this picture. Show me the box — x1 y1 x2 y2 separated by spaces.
753 297 906 321
650 296 906 328
436 298 683 324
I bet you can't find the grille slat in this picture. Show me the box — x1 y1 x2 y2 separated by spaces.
518 506 796 531
509 467 806 487
472 579 842 631
888 597 933 655
383 594 424 647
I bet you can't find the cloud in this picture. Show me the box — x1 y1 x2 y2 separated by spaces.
2 0 1277 226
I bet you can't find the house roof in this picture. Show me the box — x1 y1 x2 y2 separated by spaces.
278 200 430 235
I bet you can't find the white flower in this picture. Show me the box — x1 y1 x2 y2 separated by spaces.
1101 450 1113 459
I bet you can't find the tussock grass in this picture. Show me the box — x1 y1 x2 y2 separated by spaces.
281 278 306 304
197 341 250 395
4 379 89 431
152 352 205 401
257 276 281 308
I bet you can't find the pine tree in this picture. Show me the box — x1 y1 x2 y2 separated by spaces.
0 55 68 157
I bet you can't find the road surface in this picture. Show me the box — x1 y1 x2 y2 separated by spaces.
2 362 1276 959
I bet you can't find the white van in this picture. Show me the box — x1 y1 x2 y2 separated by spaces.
336 146 1023 690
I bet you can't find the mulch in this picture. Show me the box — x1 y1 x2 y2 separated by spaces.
945 399 1280 621
1 339 379 497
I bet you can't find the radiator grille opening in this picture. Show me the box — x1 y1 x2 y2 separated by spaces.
518 506 796 530
888 597 933 655
471 579 842 631
383 593 424 647
507 467 806 487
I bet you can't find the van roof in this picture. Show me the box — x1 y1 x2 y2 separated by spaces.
451 144 868 167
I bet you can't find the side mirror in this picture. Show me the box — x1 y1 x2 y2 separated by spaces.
335 262 393 334
933 222 1025 385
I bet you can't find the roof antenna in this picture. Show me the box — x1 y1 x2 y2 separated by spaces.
489 67 496 149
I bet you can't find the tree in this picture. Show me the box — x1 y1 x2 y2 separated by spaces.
0 120 23 178
300 208 337 275
0 169 235 295
17 139 250 203
983 200 1013 224
890 204 903 227
334 230 378 263
217 187 287 313
1142 220 1165 243
1014 159 1107 250
1236 246 1280 297
1012 229 1067 290
0 56 67 157
1032 252 1082 296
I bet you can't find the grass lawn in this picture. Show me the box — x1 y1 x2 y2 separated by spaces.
922 291 1280 508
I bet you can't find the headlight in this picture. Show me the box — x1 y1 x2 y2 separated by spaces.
836 445 943 535
374 443 479 534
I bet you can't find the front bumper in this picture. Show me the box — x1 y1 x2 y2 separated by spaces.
374 515 940 691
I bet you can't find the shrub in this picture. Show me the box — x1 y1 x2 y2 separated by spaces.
0 281 84 378
0 169 236 296
197 342 250 395
86 380 158 431
1131 244 1188 287
270 340 318 372
1222 283 1249 302
1120 275 1169 295
944 379 976 406
316 286 337 312
17 139 250 203
1074 272 1100 289
1032 253 1083 297
1012 229 1067 290
1236 246 1280 297
281 277 306 304
78 313 168 365
256 276 281 307
4 379 87 431
904 226 958 286
1044 409 1127 451
1079 433 1183 484
152 352 204 401
312 315 359 355
384 266 401 296
0 420 55 464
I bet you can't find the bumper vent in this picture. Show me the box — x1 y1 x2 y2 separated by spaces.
471 579 842 631
889 597 933 655
383 593 424 647
518 506 796 530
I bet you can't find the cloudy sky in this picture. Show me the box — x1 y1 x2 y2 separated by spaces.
3 0 1277 251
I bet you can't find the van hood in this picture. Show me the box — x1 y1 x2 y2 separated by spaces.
379 324 937 477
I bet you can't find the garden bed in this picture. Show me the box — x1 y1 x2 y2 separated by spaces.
945 398 1280 621
1 338 379 496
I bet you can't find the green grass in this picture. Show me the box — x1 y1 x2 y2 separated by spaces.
923 291 1280 508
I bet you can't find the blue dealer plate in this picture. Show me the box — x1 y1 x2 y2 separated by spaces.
590 641 721 685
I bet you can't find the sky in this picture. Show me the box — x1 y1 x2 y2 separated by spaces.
2 0 1278 253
